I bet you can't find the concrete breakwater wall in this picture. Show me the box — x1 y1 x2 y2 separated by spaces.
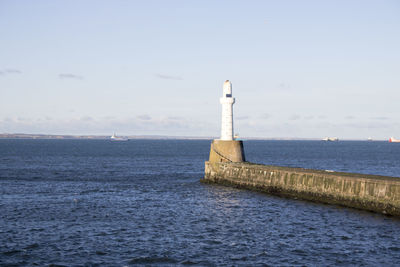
203 161 400 216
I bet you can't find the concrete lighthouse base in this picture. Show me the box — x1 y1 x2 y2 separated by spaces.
208 139 245 163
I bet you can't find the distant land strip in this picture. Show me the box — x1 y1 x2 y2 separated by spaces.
0 133 214 140
0 133 385 141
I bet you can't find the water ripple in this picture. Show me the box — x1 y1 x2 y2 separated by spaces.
1 140 400 266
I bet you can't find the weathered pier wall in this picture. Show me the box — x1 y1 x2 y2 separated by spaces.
202 161 400 216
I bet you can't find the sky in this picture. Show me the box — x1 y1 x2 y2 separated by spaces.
0 0 399 139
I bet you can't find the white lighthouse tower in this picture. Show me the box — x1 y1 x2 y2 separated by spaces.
207 80 245 163
220 80 235 140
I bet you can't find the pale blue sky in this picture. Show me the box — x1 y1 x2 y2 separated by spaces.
1 0 399 139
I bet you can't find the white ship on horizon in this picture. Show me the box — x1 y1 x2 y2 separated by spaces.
322 137 339 142
389 137 400 143
110 133 128 141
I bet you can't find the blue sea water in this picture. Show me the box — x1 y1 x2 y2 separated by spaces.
0 139 400 266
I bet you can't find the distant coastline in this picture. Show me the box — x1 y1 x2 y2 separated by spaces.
0 133 213 140
0 133 385 141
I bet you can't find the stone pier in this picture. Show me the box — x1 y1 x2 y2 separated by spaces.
202 161 400 216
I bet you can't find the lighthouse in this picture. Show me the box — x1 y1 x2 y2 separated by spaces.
220 80 235 140
207 80 245 163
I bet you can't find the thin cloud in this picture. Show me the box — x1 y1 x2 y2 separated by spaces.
159 117 189 129
4 69 22 74
17 117 29 122
137 114 152 121
304 116 314 120
370 116 389 120
289 115 301 121
260 113 271 119
167 116 184 120
0 68 22 76
155 73 183 80
345 115 355 120
343 121 392 129
80 116 94 121
277 82 291 91
236 116 249 120
59 73 84 80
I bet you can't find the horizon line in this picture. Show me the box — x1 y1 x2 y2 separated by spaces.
0 133 389 141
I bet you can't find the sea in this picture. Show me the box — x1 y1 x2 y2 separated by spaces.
1 139 399 266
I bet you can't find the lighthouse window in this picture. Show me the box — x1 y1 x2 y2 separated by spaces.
226 94 232 97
